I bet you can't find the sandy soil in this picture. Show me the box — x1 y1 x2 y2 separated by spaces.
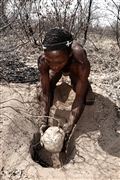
0 34 120 179
0 79 120 180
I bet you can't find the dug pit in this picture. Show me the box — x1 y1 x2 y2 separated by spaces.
29 132 69 168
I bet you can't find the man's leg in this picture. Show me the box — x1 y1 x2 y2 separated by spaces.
70 76 95 105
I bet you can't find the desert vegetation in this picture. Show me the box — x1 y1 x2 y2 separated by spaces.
0 0 120 179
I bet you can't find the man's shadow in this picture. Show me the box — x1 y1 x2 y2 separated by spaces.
53 82 120 163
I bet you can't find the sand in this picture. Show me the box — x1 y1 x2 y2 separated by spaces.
0 80 120 180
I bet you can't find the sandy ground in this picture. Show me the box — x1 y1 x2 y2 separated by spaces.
0 34 120 179
0 79 120 180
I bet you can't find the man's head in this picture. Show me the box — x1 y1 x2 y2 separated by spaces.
42 28 73 72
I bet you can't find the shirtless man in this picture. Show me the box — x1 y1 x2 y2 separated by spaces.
38 28 94 141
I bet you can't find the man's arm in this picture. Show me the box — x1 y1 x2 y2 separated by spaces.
38 55 51 134
63 49 90 135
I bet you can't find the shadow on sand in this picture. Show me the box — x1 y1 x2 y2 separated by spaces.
66 93 120 162
0 57 38 83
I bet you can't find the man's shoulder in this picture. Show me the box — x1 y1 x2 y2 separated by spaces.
71 41 88 65
72 41 83 49
70 41 90 75
72 41 86 55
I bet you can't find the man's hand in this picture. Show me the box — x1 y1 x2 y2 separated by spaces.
62 123 74 152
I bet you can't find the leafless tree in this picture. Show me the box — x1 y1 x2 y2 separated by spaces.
46 0 95 45
105 0 120 48
82 0 93 45
0 0 96 50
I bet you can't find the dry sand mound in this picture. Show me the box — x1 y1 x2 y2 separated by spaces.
0 82 120 180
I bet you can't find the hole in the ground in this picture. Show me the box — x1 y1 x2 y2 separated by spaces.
29 132 69 168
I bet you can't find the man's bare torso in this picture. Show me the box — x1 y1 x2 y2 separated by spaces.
38 42 90 86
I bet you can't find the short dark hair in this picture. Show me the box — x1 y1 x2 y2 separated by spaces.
42 28 73 52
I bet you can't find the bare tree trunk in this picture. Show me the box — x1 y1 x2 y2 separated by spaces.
106 0 120 49
69 0 80 33
82 0 93 46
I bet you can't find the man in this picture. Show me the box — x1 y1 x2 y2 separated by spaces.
38 28 94 142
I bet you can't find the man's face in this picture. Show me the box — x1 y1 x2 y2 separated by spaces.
44 50 69 73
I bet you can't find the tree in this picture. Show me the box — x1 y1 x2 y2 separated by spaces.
105 0 120 48
0 0 96 49
82 0 93 45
